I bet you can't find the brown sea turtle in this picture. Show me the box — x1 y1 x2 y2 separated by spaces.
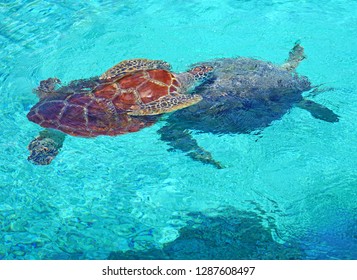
27 59 213 165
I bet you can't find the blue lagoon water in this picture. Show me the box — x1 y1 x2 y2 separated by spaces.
0 0 356 259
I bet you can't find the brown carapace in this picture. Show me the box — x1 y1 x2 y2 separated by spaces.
27 69 203 137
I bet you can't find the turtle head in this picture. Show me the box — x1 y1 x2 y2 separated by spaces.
188 65 214 82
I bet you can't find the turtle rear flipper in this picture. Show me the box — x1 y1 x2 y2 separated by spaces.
158 124 224 169
281 41 306 71
296 99 339 123
100 59 171 80
128 93 203 116
28 129 66 165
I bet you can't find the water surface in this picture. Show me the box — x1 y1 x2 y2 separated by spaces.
0 0 356 259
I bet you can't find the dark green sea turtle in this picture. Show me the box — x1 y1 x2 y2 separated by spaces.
27 59 213 165
158 42 339 168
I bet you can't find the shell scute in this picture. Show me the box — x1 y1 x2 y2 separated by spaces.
147 69 173 85
172 78 180 88
37 101 65 122
94 83 119 99
112 91 138 110
137 80 168 103
86 99 116 131
169 85 179 94
117 72 147 90
67 94 93 106
60 105 86 130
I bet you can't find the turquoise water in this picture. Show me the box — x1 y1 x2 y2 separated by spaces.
1 0 356 259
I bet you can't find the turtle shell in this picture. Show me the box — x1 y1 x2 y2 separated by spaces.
94 69 181 111
27 69 180 137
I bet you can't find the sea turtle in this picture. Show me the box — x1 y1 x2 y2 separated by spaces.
158 42 340 168
27 59 213 165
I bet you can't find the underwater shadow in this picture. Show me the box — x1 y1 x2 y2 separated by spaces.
108 207 306 260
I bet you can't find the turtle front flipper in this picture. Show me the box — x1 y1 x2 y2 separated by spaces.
127 93 203 116
28 129 66 165
296 99 339 123
100 59 171 80
57 76 102 95
281 41 306 71
34 77 62 100
158 124 224 169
